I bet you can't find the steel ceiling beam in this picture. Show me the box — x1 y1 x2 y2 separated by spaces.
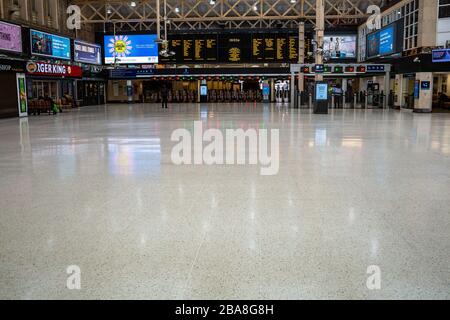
71 0 385 31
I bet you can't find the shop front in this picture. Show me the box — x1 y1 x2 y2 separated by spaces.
0 59 28 119
76 65 106 106
25 61 82 112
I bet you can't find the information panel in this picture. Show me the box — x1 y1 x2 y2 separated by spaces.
205 38 217 61
159 33 313 63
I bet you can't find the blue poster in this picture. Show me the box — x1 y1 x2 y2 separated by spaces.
379 25 395 56
74 40 102 65
104 34 159 64
414 80 420 99
30 29 71 60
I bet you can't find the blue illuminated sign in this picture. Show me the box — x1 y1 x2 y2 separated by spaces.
367 24 396 58
432 49 450 63
31 29 71 60
104 34 159 64
379 25 395 56
74 40 102 65
421 81 431 90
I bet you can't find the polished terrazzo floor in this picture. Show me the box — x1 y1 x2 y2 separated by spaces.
0 103 449 300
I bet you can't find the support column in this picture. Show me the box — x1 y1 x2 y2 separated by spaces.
384 71 391 109
414 72 433 113
156 0 161 41
290 71 295 106
298 21 305 93
394 74 403 109
315 0 325 82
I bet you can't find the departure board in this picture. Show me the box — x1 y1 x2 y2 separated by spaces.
205 38 217 61
252 37 264 61
158 33 337 64
264 37 276 61
219 35 251 63
183 38 194 61
276 36 287 61
171 38 183 62
195 38 205 61
288 36 299 62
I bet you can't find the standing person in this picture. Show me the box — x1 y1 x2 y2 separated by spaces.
334 85 343 109
161 84 168 109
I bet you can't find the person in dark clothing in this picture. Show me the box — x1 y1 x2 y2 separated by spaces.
334 85 343 108
161 85 169 109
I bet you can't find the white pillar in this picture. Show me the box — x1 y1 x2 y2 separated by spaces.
414 72 433 113
394 74 403 109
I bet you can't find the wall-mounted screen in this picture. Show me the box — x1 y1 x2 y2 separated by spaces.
0 21 22 53
432 49 450 63
31 29 71 60
322 35 357 59
104 34 159 64
367 24 397 58
74 40 102 65
379 25 395 56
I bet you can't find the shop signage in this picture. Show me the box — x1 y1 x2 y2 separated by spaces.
26 61 82 78
0 59 25 73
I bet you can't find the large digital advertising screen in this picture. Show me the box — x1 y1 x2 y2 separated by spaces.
379 25 395 56
367 32 380 58
74 40 102 65
0 21 22 53
367 24 396 58
104 34 159 64
432 49 450 63
322 35 357 59
30 29 71 60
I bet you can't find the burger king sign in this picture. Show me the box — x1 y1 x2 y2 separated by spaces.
26 61 82 78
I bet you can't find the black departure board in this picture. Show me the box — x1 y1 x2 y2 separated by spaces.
264 36 276 61
159 33 322 64
183 38 194 61
219 34 251 63
276 36 287 61
171 37 183 62
195 38 205 61
252 36 264 61
205 38 217 61
288 36 299 62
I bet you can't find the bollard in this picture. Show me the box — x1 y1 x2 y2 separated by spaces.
309 93 313 109
354 93 357 109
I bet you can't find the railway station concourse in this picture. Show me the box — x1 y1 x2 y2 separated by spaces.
0 0 449 301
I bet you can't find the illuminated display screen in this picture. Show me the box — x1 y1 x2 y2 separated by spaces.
379 25 395 56
316 83 329 101
31 29 71 60
0 21 22 53
432 49 450 63
160 33 306 63
322 35 357 59
367 24 397 58
74 40 102 65
104 34 159 64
